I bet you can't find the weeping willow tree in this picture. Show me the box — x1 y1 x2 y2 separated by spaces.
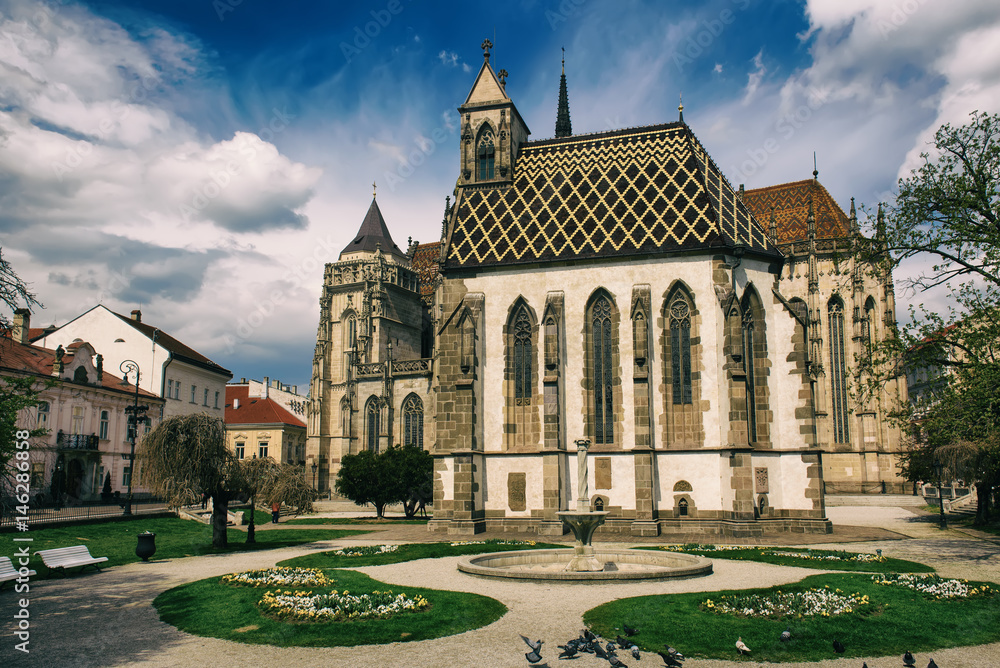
239 456 279 544
264 463 316 514
138 414 239 548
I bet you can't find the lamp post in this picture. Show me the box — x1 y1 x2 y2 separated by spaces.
311 461 318 491
934 457 947 530
120 360 149 516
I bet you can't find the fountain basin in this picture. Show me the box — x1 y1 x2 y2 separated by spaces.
457 548 713 581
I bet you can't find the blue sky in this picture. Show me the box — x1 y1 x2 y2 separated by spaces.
2 0 999 392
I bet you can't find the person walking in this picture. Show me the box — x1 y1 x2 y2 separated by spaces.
271 501 280 524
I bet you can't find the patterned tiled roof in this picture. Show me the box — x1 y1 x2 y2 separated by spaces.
743 179 851 243
411 242 442 299
444 122 778 269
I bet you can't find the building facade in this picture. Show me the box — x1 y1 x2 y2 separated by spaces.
33 305 232 420
225 381 307 469
3 318 164 504
307 42 906 536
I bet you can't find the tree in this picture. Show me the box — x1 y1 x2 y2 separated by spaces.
263 463 317 515
864 110 1000 523
138 414 239 548
0 374 49 484
0 248 42 331
238 456 279 544
335 445 432 519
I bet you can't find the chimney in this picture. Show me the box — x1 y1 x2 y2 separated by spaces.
13 309 30 344
131 309 142 323
234 398 239 410
240 377 246 384
291 385 297 395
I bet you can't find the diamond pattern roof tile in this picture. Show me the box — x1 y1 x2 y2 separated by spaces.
445 122 777 268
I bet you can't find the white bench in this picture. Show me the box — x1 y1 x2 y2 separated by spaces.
35 545 108 576
0 556 36 589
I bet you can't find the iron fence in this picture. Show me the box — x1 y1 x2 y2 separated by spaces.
0 496 168 529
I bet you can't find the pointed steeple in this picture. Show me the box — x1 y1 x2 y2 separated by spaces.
555 48 572 138
339 195 406 261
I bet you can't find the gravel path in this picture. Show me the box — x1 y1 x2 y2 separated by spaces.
2 505 998 668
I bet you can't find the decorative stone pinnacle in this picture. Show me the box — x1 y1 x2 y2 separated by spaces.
481 38 493 61
498 69 508 87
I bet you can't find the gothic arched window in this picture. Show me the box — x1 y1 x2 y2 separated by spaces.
477 127 495 180
592 295 615 444
669 297 692 404
402 394 423 449
863 297 877 355
365 396 380 452
743 305 758 442
829 298 850 444
513 306 532 405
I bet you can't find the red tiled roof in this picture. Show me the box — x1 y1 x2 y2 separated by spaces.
0 337 160 399
224 385 305 428
743 179 851 243
411 241 442 299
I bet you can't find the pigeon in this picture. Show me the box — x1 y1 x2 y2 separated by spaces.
583 629 597 642
558 644 579 659
624 623 639 636
631 645 641 660
525 648 543 664
833 639 846 654
608 655 627 667
862 663 868 668
780 626 791 642
657 651 683 667
606 642 617 654
927 660 939 668
663 645 684 660
903 651 916 667
615 635 632 648
736 637 751 655
593 643 609 660
521 636 544 653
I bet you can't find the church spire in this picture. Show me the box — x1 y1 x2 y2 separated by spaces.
555 47 572 138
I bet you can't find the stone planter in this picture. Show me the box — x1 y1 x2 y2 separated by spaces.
136 531 156 562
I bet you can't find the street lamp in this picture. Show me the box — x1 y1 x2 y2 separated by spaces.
120 360 149 516
933 457 948 530
311 461 318 491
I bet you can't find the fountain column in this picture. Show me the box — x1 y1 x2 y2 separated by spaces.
557 439 608 571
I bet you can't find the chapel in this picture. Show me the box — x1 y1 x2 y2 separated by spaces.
305 41 907 537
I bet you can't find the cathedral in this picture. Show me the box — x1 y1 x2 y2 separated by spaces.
305 42 907 537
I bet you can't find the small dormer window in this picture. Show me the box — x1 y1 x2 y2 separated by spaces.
477 127 495 180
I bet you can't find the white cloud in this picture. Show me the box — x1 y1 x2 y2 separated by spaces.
742 50 765 104
438 49 459 67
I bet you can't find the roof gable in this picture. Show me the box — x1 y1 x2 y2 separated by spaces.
463 59 509 106
743 179 851 243
444 123 778 269
225 385 305 428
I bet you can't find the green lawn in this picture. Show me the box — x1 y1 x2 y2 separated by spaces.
279 539 564 568
154 567 506 646
282 516 431 525
585 572 1000 662
0 516 368 574
637 545 934 573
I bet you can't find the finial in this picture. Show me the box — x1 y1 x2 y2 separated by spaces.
561 46 565 74
481 38 493 61
498 69 508 87
372 180 377 199
812 152 818 181
678 92 684 123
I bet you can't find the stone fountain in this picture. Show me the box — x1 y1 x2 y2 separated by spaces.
456 439 713 581
556 439 609 571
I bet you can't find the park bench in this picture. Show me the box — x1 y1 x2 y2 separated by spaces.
35 545 108 577
0 556 36 589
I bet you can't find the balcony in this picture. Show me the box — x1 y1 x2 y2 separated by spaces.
56 431 100 451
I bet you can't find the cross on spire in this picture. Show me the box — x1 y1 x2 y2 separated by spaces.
372 181 377 198
481 38 493 61
498 68 508 87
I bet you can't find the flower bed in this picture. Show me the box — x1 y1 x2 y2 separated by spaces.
449 539 536 547
661 544 885 563
329 545 399 557
221 567 332 588
703 586 870 619
259 588 430 622
872 573 996 599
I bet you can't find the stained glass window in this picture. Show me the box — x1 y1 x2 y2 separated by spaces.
592 297 614 444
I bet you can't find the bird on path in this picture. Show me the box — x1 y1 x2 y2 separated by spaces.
521 636 544 653
833 639 846 654
525 648 543 664
615 635 631 648
557 644 578 659
663 645 684 660
927 660 939 668
903 651 916 667
624 623 639 636
606 642 617 654
593 644 609 660
608 654 627 667
862 663 868 668
657 651 683 667
631 645 641 660
736 637 751 655
583 629 597 642
780 627 791 642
